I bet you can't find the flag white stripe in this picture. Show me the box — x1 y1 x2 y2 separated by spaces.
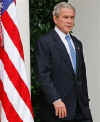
2 25 30 90
7 2 18 28
0 105 8 122
0 60 33 122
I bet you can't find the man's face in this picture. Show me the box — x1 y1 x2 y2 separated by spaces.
53 8 75 34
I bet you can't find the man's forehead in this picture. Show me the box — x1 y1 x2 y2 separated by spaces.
59 8 75 16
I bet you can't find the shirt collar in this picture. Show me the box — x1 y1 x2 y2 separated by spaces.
54 26 71 40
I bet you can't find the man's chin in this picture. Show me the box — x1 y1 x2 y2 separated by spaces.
64 30 71 34
67 29 72 33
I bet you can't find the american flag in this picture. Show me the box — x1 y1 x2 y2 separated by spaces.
0 0 34 122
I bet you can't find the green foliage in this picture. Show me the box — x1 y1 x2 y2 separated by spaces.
29 0 68 121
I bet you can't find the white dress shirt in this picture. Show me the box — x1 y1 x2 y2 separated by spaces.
55 26 75 69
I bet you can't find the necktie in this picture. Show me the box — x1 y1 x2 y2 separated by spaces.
65 35 76 73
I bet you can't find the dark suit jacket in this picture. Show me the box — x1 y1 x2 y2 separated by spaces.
35 29 92 121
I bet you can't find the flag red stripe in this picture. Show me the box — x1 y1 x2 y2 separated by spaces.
0 48 33 116
14 0 16 4
0 80 23 122
1 11 24 60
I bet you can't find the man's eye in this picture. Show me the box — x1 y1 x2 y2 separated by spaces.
64 16 69 19
71 16 75 19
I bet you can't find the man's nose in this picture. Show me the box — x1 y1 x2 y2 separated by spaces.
67 18 72 23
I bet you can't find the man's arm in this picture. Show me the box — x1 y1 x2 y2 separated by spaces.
80 43 90 103
35 38 61 103
35 37 67 118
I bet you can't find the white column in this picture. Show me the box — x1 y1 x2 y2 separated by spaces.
70 0 100 122
16 0 30 82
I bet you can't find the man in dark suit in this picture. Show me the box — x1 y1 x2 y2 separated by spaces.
35 2 93 122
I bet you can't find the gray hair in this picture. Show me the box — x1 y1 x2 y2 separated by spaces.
52 2 76 17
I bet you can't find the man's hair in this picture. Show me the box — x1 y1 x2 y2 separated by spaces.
52 2 76 17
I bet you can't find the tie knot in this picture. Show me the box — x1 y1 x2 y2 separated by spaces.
65 35 70 41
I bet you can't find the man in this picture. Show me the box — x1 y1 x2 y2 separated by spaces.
35 2 93 122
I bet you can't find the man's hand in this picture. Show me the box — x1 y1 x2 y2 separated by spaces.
53 99 67 119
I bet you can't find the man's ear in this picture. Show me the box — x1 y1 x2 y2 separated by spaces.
53 16 57 25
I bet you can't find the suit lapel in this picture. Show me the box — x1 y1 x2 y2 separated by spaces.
52 30 74 74
71 35 80 74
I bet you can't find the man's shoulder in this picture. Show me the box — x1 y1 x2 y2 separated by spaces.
39 29 56 42
70 34 82 45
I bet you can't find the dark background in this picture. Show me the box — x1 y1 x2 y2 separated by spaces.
29 0 68 121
